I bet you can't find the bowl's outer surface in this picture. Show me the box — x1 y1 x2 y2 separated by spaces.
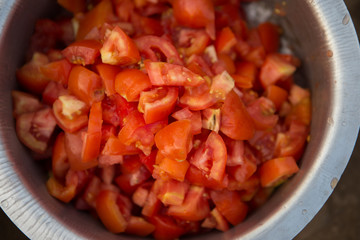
0 0 359 239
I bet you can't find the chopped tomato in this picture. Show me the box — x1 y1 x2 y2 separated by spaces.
179 82 217 111
100 26 140 66
210 71 235 101
155 120 192 161
157 179 189 206
16 52 50 95
215 27 237 54
246 97 279 130
210 189 248 225
150 215 184 240
202 207 229 232
52 132 70 180
11 91 43 118
220 90 255 140
259 156 299 187
82 102 103 162
232 61 257 89
145 61 205 87
178 29 210 56
46 174 77 203
16 108 56 153
167 185 210 221
102 136 141 156
62 39 102 65
142 181 162 217
131 13 164 37
40 58 72 85
53 95 89 133
57 0 86 14
68 65 104 105
259 54 296 88
101 94 137 127
134 35 183 65
115 69 152 102
172 0 215 39
42 81 68 105
96 190 128 233
286 97 311 126
172 108 202 135
95 63 121 96
186 165 228 190
126 216 155 237
212 53 236 75
264 85 288 110
139 87 178 124
153 153 190 182
139 150 157 173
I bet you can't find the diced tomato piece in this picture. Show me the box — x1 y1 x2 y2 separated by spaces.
62 39 102 66
259 156 299 187
259 54 296 88
186 54 214 77
142 180 163 217
155 120 192 161
215 27 237 54
134 35 183 65
16 108 56 153
212 53 236 75
76 0 115 40
150 215 185 240
179 83 217 111
227 174 260 201
11 91 43 118
190 131 227 182
210 71 235 101
172 108 202 135
139 87 178 124
153 152 190 182
118 111 145 144
225 138 245 166
257 22 280 53
246 97 279 130
16 52 50 95
221 90 255 140
96 190 128 233
42 81 68 105
95 63 121 96
52 132 70 181
126 216 155 237
185 165 228 190
227 158 257 183
132 183 151 207
68 65 104 105
178 29 210 56
286 97 311 126
53 95 89 133
64 130 98 171
131 13 164 37
264 85 288 110
40 58 72 85
288 84 310 106
100 26 140 66
232 61 257 89
157 179 189 206
46 174 77 203
167 185 210 221
101 94 137 127
98 154 124 166
115 69 152 102
172 0 215 39
82 102 103 162
145 61 205 87
57 0 86 14
210 189 248 225
202 207 229 231
139 150 157 173
102 136 141 156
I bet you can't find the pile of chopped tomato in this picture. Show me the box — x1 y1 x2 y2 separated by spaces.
12 0 311 239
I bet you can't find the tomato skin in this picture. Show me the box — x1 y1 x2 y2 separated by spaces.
179 83 217 111
46 175 77 203
16 52 50 95
150 215 185 240
11 90 43 118
264 85 288 110
134 35 183 65
172 108 202 135
157 179 189 206
40 58 72 85
220 90 255 140
68 65 104 105
139 87 178 124
52 132 70 181
101 94 137 127
155 120 192 161
259 156 299 187
95 63 121 96
96 190 128 233
145 61 205 87
100 26 141 66
125 216 155 237
210 189 249 225
153 153 190 182
52 95 89 133
62 39 102 65
215 27 237 54
167 185 210 221
246 96 279 130
115 69 152 102
178 29 210 56
16 108 57 154
186 165 228 190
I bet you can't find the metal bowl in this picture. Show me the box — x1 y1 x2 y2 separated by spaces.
0 0 359 239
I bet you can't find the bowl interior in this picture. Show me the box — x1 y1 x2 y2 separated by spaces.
0 0 359 239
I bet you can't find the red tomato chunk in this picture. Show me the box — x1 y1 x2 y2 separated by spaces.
13 0 311 239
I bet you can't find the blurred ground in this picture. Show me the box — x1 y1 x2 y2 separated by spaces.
1 0 359 239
